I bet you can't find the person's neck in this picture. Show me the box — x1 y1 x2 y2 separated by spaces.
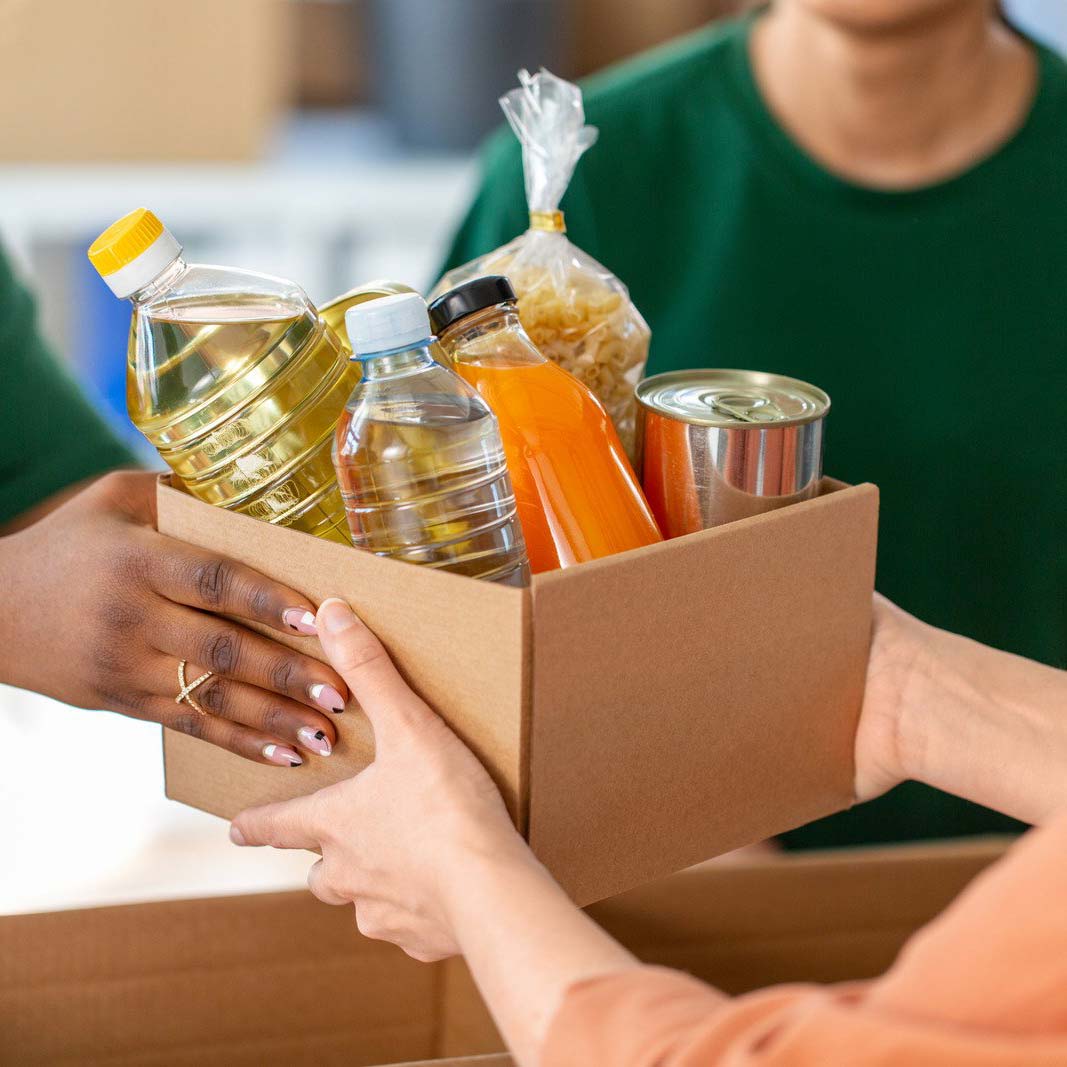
750 3 1037 189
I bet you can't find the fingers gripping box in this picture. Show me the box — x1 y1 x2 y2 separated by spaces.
157 476 878 906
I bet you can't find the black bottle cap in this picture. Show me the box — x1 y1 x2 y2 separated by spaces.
428 275 516 335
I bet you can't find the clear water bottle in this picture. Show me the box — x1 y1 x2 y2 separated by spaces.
334 293 529 586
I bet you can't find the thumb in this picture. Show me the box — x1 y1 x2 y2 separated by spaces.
230 792 324 851
316 598 436 738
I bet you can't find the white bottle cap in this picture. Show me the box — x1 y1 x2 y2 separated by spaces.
345 293 432 358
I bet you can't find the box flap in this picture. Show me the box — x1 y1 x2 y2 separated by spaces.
0 891 436 1066
588 836 1008 990
528 480 880 904
157 481 528 823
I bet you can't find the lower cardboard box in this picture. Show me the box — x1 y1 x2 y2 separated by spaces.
157 475 878 906
0 838 1006 1066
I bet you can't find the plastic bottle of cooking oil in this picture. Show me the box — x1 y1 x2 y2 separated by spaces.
429 276 662 573
334 293 529 586
87 208 384 544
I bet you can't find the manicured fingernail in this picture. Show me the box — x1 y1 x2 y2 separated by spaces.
297 726 332 757
263 743 302 767
229 824 246 846
309 683 346 714
318 598 358 635
283 608 317 636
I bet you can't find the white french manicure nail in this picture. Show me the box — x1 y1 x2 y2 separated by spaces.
309 683 346 714
297 726 332 757
263 743 302 767
282 608 317 635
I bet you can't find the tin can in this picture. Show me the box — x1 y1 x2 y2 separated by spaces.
635 370 830 536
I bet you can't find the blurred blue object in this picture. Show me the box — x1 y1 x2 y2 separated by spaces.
1006 0 1067 54
71 242 157 464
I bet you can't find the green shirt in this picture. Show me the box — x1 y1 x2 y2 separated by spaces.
444 17 1067 847
0 243 135 524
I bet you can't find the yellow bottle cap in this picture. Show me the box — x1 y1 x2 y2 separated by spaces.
87 208 165 277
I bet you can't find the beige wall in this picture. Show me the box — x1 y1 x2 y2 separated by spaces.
0 0 291 161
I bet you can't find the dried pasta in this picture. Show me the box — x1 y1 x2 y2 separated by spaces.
431 70 650 459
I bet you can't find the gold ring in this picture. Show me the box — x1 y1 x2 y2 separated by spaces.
176 660 213 715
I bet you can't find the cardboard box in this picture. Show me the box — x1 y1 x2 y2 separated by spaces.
158 476 878 906
570 0 742 76
0 838 1007 1066
0 0 291 162
294 0 368 107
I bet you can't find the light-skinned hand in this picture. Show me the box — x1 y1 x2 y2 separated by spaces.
230 596 530 961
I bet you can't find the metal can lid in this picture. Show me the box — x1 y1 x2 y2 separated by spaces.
636 369 830 428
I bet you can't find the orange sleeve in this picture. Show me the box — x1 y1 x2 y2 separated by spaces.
542 815 1067 1067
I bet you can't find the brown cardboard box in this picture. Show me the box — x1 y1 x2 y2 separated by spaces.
0 838 1007 1066
570 0 743 76
294 0 368 107
157 476 878 906
0 0 291 162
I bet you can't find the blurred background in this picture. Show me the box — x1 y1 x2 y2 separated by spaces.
2 0 1065 913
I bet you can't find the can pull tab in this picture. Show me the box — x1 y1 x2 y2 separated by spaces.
706 391 787 423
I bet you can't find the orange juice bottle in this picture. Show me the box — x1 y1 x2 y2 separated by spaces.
429 276 662 573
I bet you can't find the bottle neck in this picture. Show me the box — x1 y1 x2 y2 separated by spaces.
129 256 188 305
359 342 435 380
439 303 544 366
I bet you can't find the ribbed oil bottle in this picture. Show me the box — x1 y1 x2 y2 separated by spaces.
87 209 401 544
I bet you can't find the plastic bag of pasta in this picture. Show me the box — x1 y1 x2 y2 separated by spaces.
433 68 650 458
